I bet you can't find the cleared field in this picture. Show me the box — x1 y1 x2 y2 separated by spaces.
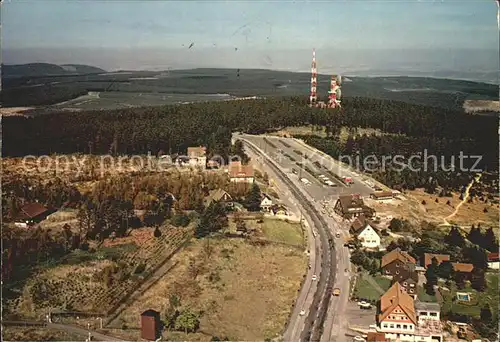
366 188 499 229
463 100 500 114
118 236 307 341
2 327 82 341
227 217 304 247
353 273 391 303
9 226 193 318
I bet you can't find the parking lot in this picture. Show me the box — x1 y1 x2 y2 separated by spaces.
346 301 376 330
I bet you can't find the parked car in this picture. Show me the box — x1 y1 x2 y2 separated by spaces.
299 309 306 316
333 288 341 296
312 275 317 281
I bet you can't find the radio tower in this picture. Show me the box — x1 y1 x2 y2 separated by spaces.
327 75 342 108
309 48 317 107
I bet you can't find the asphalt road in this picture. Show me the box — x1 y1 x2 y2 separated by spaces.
237 133 378 342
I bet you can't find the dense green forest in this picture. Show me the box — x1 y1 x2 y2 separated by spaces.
3 96 497 159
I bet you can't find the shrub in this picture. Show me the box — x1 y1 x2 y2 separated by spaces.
171 213 190 227
134 262 146 274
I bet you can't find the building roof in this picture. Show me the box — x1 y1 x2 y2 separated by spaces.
351 215 367 232
379 282 417 325
141 309 160 317
207 189 232 202
487 252 500 262
415 300 441 312
371 191 393 198
381 248 416 268
424 253 451 268
452 263 474 273
338 194 364 210
229 161 254 178
366 332 389 342
187 146 206 158
17 202 49 221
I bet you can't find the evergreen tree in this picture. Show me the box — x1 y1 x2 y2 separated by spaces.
245 183 262 212
444 226 465 248
425 258 439 295
483 227 498 252
471 267 486 291
467 225 483 246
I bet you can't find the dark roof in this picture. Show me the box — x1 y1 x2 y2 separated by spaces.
17 202 49 220
367 332 389 342
351 216 367 232
338 195 364 209
141 309 160 317
371 191 393 198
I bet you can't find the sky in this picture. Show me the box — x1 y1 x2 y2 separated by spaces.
2 0 499 78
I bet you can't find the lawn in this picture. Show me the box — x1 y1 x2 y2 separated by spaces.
118 237 307 341
260 218 304 247
228 217 304 247
417 286 437 302
353 273 391 303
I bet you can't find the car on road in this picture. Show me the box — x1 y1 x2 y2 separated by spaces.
292 168 298 175
358 301 372 309
333 288 341 296
308 263 312 269
335 232 341 238
299 309 306 316
353 336 365 342
312 275 317 281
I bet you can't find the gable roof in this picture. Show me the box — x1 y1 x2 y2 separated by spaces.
366 332 389 342
424 253 451 268
351 215 367 232
229 161 254 178
338 194 364 210
452 262 474 273
381 248 416 268
17 202 49 221
379 282 416 324
187 146 206 158
208 189 232 202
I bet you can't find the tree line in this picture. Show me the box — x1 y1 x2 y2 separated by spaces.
3 96 496 159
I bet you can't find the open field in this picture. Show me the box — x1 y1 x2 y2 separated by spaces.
2 327 83 341
117 234 307 341
463 100 500 114
366 188 499 229
227 217 304 247
7 226 193 318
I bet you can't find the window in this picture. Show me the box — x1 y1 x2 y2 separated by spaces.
396 270 400 274
390 324 394 329
403 282 408 286
397 324 401 329
410 283 415 288
430 312 437 317
383 324 388 328
403 325 407 330
421 311 427 316
396 263 400 267
409 289 414 293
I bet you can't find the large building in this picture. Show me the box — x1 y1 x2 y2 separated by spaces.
334 194 373 219
228 161 255 184
350 216 381 249
381 248 417 282
378 283 443 342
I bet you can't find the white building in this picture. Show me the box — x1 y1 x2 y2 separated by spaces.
350 216 381 248
187 146 207 168
260 195 273 212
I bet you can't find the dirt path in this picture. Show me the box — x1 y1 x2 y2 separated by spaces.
442 173 482 226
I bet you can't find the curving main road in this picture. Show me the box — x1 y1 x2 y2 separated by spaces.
239 135 337 342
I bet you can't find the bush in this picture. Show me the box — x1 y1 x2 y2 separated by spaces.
171 213 190 227
134 262 146 274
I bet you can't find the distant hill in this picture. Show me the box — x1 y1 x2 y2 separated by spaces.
1 63 105 78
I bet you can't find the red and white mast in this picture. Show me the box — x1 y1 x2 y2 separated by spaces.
309 48 317 107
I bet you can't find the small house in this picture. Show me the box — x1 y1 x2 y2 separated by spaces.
370 191 394 201
187 146 207 168
205 189 233 208
350 216 381 249
452 262 474 274
271 204 289 216
229 161 255 184
14 202 50 228
260 195 273 212
140 309 161 341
